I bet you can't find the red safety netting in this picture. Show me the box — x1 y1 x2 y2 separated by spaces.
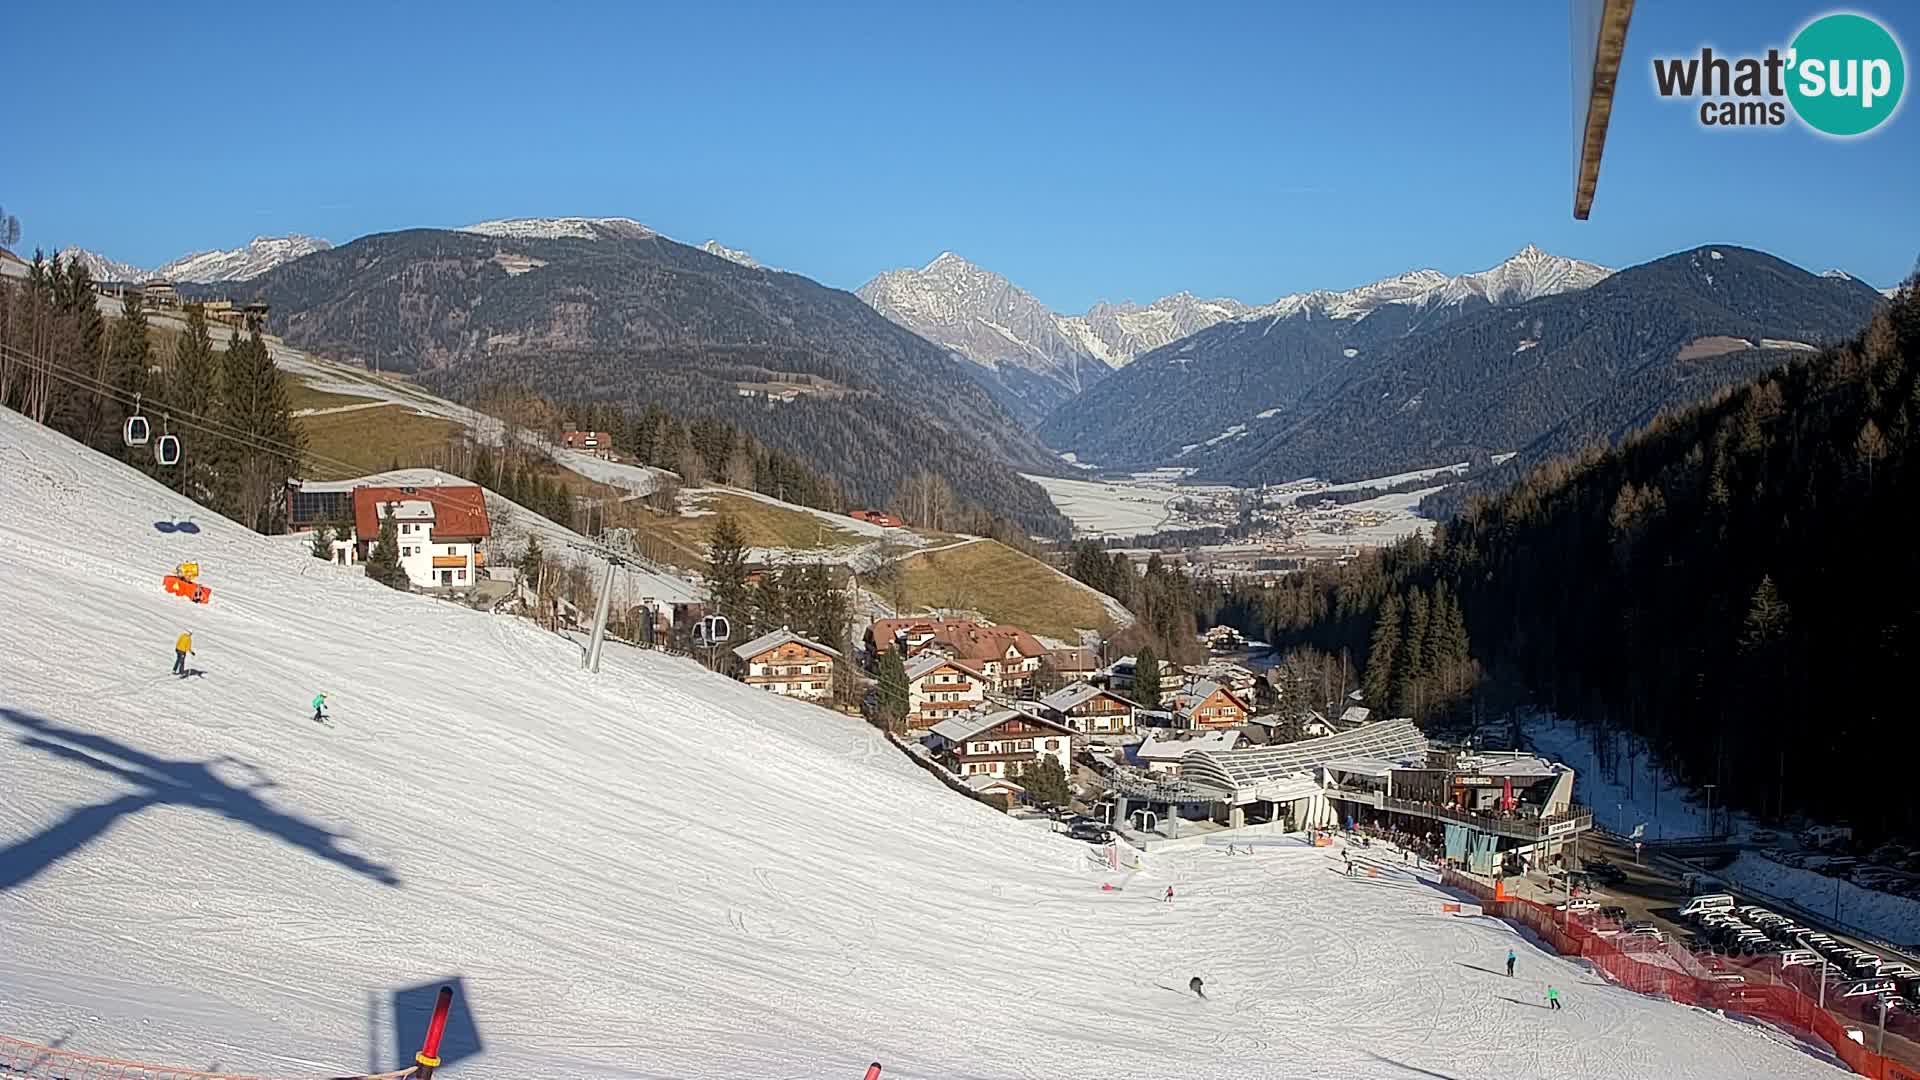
1441 868 1920 1080
0 1035 417 1080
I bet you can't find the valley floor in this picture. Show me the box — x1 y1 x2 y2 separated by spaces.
0 409 1848 1080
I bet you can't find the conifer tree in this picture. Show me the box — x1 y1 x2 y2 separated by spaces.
164 306 219 501
217 326 302 533
1362 593 1402 707
706 513 752 631
1739 575 1790 651
365 505 408 590
517 535 546 602
1020 754 1072 808
876 646 910 730
751 563 788 636
310 522 334 560
106 290 151 463
1133 644 1162 709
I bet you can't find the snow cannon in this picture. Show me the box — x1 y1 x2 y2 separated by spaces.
163 573 211 604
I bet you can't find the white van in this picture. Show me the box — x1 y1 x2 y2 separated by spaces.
1841 979 1896 999
1681 893 1736 917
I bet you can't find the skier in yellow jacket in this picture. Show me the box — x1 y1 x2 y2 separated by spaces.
173 631 194 675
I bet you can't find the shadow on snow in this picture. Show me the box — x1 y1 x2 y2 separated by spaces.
0 706 400 891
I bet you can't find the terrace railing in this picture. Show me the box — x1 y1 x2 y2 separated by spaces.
1375 797 1594 841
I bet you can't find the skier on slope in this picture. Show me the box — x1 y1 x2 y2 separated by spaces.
1163 885 1175 904
1189 976 1206 999
311 692 328 723
173 630 194 675
1506 949 1517 977
1547 985 1561 1010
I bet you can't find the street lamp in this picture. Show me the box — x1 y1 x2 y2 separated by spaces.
1703 783 1717 837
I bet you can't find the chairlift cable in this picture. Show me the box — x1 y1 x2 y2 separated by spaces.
1 342 347 468
0 342 383 477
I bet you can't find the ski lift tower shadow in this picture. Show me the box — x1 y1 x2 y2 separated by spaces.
392 977 482 1073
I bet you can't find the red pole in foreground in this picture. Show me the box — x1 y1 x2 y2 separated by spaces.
414 986 454 1079
863 1063 882 1080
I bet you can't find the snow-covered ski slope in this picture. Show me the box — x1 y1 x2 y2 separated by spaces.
0 409 1846 1080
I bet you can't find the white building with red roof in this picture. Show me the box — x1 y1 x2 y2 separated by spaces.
350 483 492 590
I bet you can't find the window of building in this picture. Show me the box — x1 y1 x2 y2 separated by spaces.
1017 740 1032 751
457 569 467 582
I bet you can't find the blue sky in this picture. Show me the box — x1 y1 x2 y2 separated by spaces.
5 1 1914 310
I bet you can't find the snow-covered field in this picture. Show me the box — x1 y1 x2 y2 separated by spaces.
1020 473 1184 536
0 409 1848 1080
1291 487 1447 547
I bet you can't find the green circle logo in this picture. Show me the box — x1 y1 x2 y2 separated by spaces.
1787 13 1906 136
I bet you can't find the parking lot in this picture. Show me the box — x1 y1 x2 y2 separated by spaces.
1547 832 1920 1063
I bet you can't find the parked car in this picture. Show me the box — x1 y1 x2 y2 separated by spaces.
1749 829 1779 844
1780 950 1823 968
1557 897 1600 913
1627 925 1667 942
1066 821 1112 843
1597 905 1629 922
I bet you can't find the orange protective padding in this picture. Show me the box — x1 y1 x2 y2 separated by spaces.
162 576 212 603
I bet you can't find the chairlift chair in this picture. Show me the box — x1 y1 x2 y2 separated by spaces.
152 413 180 466
696 613 731 649
124 395 151 446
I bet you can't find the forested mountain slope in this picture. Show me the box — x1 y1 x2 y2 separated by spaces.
228 227 1070 535
1233 281 1919 838
1195 247 1885 485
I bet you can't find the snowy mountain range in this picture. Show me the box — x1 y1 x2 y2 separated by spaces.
56 247 148 285
1236 245 1612 324
54 235 332 284
458 217 768 270
457 216 656 241
1044 245 1883 482
860 252 1247 374
856 253 1247 425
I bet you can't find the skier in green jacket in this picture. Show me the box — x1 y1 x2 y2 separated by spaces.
311 692 328 723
